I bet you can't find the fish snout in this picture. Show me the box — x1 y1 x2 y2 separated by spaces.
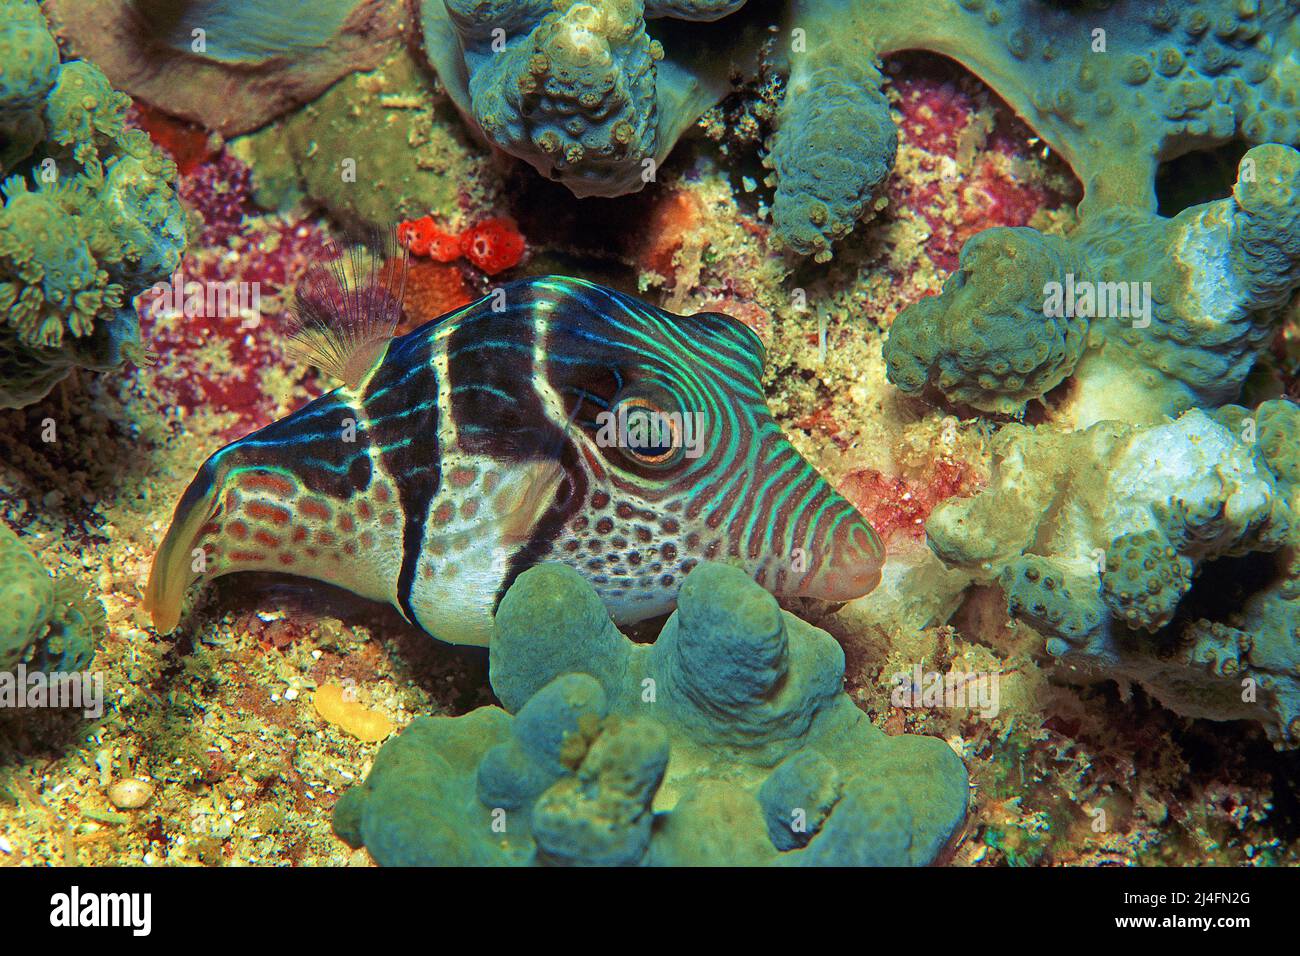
805 516 885 602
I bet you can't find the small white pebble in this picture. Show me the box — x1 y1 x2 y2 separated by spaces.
284 688 299 701
107 777 155 810
0 835 13 854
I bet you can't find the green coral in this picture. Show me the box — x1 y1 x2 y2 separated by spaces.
1101 530 1192 633
886 145 1300 425
336 561 969 865
0 522 102 674
0 0 186 408
884 227 1087 415
926 402 1300 746
232 49 482 232
1001 555 1106 644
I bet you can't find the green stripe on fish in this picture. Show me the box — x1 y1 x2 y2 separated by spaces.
146 253 884 645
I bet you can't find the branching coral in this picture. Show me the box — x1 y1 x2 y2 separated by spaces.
885 145 1300 426
0 0 186 408
0 523 103 674
924 402 1300 747
335 562 969 865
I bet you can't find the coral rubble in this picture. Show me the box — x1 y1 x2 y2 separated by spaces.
0 0 186 408
335 562 969 865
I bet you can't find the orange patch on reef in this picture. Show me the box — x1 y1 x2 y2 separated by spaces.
841 460 976 543
401 259 472 330
641 190 703 278
132 102 218 175
461 218 525 275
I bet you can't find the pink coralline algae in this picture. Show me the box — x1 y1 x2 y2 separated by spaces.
882 62 1077 279
137 149 333 440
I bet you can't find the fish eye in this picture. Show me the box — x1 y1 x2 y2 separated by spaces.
614 395 684 468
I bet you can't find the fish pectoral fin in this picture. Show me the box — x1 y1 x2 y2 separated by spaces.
492 459 567 545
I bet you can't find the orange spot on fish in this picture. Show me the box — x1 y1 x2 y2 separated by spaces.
300 498 332 520
228 521 248 540
254 530 281 548
241 473 296 496
358 501 372 520
339 514 355 533
449 467 477 488
461 498 479 520
247 502 291 525
431 501 454 526
228 551 266 563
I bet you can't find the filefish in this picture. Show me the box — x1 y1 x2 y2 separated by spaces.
144 242 884 645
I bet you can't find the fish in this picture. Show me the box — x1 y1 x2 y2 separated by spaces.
144 239 885 646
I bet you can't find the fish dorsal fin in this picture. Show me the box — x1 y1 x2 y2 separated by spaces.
287 230 409 390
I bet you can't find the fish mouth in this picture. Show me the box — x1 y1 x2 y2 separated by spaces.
804 518 886 602
143 456 223 633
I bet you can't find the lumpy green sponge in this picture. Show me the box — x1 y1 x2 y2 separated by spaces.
335 561 969 865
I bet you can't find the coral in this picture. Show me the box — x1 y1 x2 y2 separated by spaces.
926 401 1300 746
773 0 1300 256
886 145 1300 425
884 227 1086 415
418 0 767 197
431 0 1300 257
43 0 1300 262
44 0 406 137
0 0 186 408
765 0 897 262
229 48 491 232
0 523 102 674
335 562 969 865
